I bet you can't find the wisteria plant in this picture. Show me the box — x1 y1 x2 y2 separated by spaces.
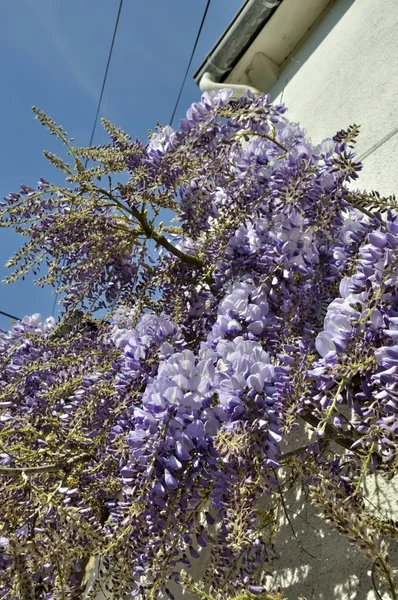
0 90 397 600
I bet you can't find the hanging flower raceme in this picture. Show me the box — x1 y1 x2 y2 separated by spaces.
0 92 397 599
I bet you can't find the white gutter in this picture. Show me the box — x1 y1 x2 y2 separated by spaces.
198 72 261 99
194 0 281 86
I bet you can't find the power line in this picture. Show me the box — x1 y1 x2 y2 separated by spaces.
86 0 124 151
51 0 124 317
6 0 207 323
169 0 212 127
0 310 20 321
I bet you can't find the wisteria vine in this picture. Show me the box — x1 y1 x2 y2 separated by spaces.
0 90 397 600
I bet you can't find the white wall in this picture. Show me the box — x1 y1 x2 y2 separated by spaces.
204 1 398 597
270 0 398 196
268 470 398 600
89 440 398 600
264 1 398 597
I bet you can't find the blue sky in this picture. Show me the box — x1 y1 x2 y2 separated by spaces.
0 0 243 329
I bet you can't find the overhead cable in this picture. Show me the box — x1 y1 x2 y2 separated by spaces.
169 0 212 127
52 0 124 317
0 309 20 321
86 0 125 152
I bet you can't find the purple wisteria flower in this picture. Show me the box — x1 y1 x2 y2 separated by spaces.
0 93 397 599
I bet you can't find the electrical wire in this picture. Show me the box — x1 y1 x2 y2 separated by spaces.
49 0 207 316
51 0 124 317
169 0 212 127
0 310 20 321
4 1 210 322
86 0 124 154
5 0 209 322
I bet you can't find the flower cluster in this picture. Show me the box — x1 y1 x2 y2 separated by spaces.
0 92 397 599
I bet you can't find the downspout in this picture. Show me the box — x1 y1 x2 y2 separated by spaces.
198 72 261 99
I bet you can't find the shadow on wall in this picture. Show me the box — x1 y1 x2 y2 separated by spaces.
164 472 398 600
165 424 398 600
86 424 397 600
270 0 356 103
271 474 398 600
86 473 397 600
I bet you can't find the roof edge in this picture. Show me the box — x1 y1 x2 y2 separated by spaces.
193 0 282 85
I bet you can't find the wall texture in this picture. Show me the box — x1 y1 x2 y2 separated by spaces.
260 1 398 597
89 436 398 600
270 0 398 196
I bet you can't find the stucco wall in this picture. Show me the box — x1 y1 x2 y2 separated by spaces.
88 434 397 600
270 0 398 196
264 1 398 597
265 466 398 600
